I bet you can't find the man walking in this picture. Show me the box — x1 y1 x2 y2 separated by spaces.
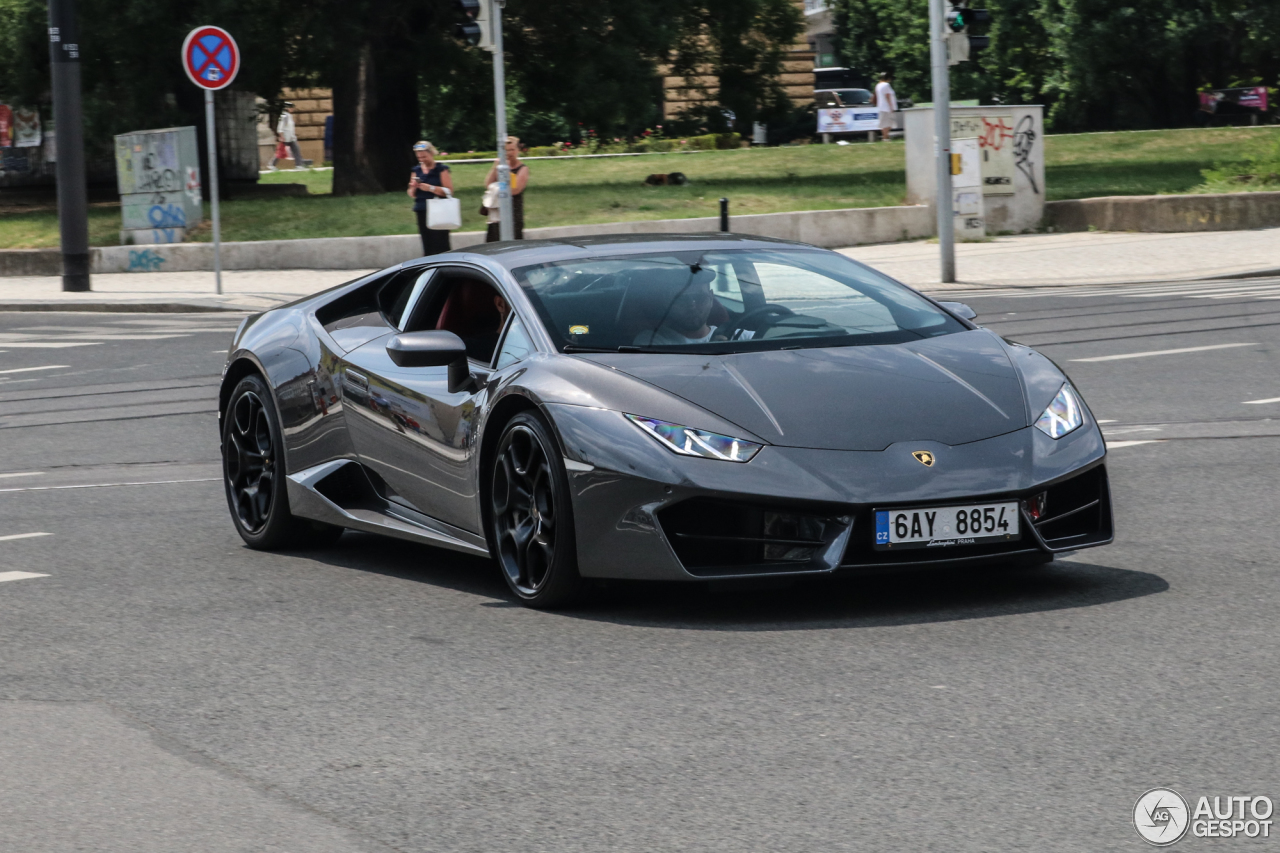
874 72 897 142
270 102 309 169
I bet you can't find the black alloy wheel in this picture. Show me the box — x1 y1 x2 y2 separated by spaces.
222 374 342 549
489 411 581 608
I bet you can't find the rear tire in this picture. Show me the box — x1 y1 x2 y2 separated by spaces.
222 374 343 550
488 411 582 609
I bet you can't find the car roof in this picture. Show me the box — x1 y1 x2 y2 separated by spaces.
443 233 823 271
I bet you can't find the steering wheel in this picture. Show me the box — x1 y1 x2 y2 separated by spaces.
718 303 795 341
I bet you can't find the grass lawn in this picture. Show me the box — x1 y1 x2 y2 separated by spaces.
3 125 1278 248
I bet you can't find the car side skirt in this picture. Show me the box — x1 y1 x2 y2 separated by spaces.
287 459 490 557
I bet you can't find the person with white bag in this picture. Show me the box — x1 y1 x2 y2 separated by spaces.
482 136 529 242
407 141 457 256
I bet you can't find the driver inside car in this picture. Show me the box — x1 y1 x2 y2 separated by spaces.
633 275 726 346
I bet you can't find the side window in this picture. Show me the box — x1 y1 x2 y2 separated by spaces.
406 271 509 364
495 316 534 370
393 269 435 330
377 270 420 326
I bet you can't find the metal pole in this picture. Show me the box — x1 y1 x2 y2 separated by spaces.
205 89 223 294
46 0 90 292
719 198 729 232
491 0 514 241
928 0 955 283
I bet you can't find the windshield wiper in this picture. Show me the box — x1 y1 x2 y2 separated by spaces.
564 344 660 354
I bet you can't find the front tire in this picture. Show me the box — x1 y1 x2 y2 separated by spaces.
222 374 342 550
488 411 582 608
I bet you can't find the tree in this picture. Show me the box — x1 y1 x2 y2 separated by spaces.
830 0 1280 130
668 0 804 133
504 0 687 139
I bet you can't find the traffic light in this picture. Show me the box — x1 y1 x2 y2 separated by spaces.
945 0 992 64
453 0 494 51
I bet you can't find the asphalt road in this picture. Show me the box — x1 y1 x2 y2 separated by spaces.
1 280 1277 852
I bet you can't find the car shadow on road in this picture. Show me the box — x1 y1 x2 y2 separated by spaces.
301 534 1167 630
562 560 1168 631
294 531 512 601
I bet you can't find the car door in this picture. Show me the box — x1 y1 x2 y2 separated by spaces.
341 266 513 534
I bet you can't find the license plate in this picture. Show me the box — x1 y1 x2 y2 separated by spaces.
874 501 1020 550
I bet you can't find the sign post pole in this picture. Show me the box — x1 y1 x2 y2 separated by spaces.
928 0 956 283
181 25 239 295
46 0 91 292
490 0 513 242
205 89 222 294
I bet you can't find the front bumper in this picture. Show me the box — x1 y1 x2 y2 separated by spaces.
547 404 1112 581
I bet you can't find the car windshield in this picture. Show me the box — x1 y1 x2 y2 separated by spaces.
513 249 968 354
835 88 872 105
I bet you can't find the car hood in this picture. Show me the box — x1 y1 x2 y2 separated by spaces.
576 329 1029 451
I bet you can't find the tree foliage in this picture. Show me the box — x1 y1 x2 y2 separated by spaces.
831 0 1280 130
669 0 804 132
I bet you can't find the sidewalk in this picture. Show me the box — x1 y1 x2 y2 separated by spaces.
840 227 1280 291
1 228 1277 312
0 269 374 312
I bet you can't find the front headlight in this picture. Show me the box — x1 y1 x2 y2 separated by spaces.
1034 383 1085 439
625 414 763 462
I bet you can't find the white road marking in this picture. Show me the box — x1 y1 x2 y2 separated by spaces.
0 478 218 493
1243 397 1280 405
0 472 43 479
1107 440 1164 449
1105 426 1163 435
0 571 49 583
0 342 101 349
1071 343 1257 362
1096 419 1118 424
0 365 69 376
0 532 52 542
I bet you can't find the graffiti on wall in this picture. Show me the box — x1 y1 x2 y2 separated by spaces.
128 249 168 271
1013 115 1039 194
952 113 1015 196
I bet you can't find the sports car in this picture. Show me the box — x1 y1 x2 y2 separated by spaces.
219 234 1112 607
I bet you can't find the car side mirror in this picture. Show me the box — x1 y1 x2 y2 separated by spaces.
386 331 473 393
938 301 977 321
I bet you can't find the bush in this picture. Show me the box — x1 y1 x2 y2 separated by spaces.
525 146 563 158
439 151 496 161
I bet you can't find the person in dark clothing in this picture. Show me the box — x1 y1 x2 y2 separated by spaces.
484 136 529 242
407 141 453 256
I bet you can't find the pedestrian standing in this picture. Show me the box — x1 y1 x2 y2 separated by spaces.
270 102 308 169
484 136 529 242
874 72 898 142
408 141 454 257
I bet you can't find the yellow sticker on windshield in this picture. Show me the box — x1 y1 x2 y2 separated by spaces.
569 325 589 335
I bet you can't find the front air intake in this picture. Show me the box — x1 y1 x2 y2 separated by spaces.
657 497 852 577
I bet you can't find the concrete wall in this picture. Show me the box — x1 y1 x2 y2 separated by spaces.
1045 191 1280 233
79 204 934 274
904 105 1046 233
0 249 62 277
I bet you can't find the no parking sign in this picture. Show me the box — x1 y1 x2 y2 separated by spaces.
181 26 239 90
181 25 239 295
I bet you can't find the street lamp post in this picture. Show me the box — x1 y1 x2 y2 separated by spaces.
46 0 91 292
489 0 514 242
928 0 956 283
